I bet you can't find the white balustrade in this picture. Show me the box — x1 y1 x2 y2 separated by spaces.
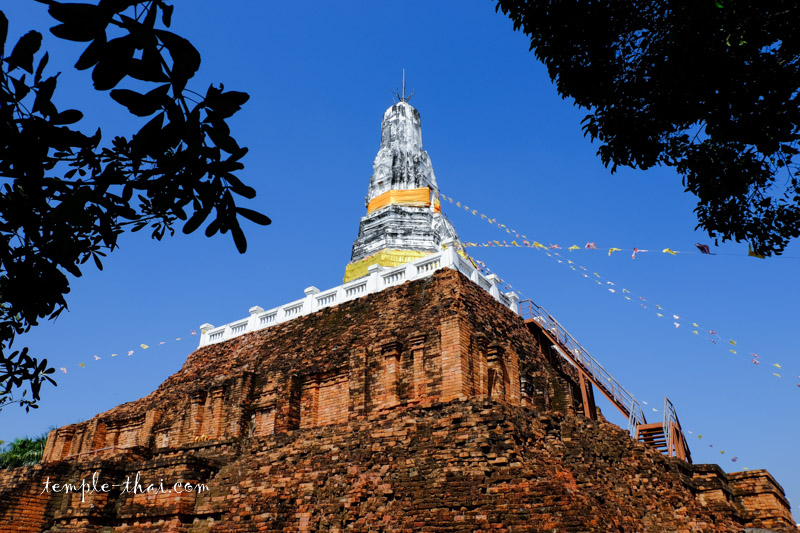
197 247 519 347
345 282 367 297
382 271 405 286
316 292 337 308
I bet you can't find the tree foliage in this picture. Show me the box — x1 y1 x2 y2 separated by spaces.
0 434 47 468
0 1 270 411
495 0 800 255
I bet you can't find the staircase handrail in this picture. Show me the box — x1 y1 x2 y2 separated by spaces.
519 299 646 435
663 396 691 461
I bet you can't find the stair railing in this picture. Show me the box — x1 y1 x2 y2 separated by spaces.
663 397 692 462
519 299 646 436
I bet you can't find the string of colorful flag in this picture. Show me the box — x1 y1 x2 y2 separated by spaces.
56 329 198 375
442 191 797 388
470 244 754 467
466 243 797 386
440 193 778 259
441 192 798 468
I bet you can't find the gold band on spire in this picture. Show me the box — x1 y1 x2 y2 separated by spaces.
367 187 432 214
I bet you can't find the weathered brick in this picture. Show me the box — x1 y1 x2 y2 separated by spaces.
0 269 796 532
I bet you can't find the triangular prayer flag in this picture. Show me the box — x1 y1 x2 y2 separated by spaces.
128 350 134 356
93 355 101 360
662 248 678 255
773 363 782 369
60 367 67 374
140 344 149 349
585 242 598 250
79 363 85 368
695 243 714 255
568 245 580 251
111 353 117 357
608 247 622 256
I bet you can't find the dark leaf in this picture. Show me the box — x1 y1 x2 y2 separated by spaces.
110 84 169 117
47 2 101 24
7 31 42 73
126 41 167 82
206 87 250 119
154 29 200 93
53 109 83 125
50 22 97 42
0 11 8 57
161 4 174 27
223 172 256 199
34 52 48 84
205 121 240 154
10 76 30 101
32 75 58 117
231 225 247 253
131 111 165 155
182 205 210 234
236 207 271 226
204 218 220 237
74 34 105 70
91 36 135 90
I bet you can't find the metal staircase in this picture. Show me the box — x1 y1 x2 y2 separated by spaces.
518 299 691 462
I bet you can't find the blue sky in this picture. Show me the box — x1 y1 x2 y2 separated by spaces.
2 1 799 512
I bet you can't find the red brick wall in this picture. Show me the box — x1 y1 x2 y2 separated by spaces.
3 269 795 532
